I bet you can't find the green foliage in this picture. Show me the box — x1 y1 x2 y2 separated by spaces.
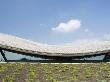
97 80 106 82
25 64 37 82
0 63 110 82
2 63 24 82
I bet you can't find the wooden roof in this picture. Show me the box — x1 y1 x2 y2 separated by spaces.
0 33 110 57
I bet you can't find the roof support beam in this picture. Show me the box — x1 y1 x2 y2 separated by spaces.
0 49 7 62
103 53 110 61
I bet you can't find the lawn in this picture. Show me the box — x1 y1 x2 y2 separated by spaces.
0 63 110 82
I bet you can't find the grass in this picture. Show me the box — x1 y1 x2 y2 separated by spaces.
0 63 110 82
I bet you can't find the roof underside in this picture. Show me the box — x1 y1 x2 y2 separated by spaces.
0 33 110 57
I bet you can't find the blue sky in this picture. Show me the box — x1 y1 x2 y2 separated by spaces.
0 0 110 44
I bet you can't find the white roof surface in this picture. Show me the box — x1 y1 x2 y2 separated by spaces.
0 33 110 56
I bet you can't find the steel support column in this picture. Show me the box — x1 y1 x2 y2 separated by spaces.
103 53 110 61
0 49 7 62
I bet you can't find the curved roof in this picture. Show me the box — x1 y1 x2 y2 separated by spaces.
0 33 110 57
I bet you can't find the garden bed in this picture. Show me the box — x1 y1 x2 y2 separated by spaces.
0 63 110 82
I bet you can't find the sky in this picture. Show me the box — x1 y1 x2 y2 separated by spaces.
0 0 110 44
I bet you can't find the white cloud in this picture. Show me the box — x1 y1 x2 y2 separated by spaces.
52 19 81 33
